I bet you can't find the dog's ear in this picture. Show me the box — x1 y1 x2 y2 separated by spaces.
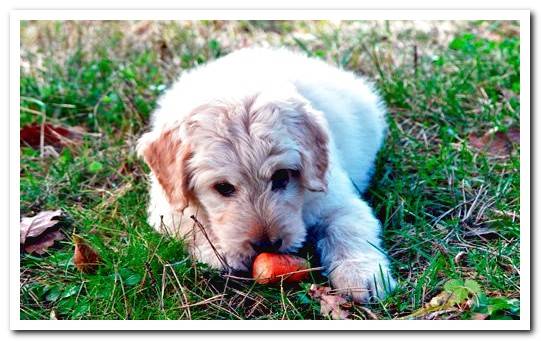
137 126 193 211
290 102 330 192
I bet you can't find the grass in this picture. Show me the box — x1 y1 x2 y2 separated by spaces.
19 20 521 320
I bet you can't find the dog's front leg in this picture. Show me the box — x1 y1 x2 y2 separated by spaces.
309 189 396 303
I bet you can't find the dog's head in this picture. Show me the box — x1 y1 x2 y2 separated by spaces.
137 87 329 271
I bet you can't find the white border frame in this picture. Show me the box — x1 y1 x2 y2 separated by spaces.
10 9 531 331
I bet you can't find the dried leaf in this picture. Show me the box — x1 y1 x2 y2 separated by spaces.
401 291 457 320
20 210 64 254
403 279 486 320
20 123 86 150
468 131 511 157
428 291 455 308
468 127 519 157
507 127 520 144
308 284 351 320
308 284 330 299
20 210 62 244
73 235 101 274
24 230 64 255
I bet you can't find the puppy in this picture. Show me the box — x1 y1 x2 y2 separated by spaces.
137 48 396 302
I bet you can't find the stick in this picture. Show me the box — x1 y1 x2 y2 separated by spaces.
190 215 230 270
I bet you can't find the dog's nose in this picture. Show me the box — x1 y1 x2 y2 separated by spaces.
251 237 283 253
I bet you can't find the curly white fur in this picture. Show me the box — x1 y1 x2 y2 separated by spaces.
137 48 396 302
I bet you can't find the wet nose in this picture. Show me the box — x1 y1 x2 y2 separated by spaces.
251 237 283 253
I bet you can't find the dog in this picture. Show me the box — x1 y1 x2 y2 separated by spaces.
137 48 396 302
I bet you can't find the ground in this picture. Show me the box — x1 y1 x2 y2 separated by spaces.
19 20 520 320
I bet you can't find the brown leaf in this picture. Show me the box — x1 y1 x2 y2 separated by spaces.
308 284 351 320
24 230 64 255
20 209 62 245
507 127 520 144
468 127 519 157
73 235 101 274
468 131 511 157
20 123 86 150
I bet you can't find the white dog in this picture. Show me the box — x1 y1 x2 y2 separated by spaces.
137 48 396 302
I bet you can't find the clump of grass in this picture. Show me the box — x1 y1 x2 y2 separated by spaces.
20 20 520 320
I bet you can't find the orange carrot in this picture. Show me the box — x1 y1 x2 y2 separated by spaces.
252 253 310 284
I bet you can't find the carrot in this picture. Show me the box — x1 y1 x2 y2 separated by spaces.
252 253 310 284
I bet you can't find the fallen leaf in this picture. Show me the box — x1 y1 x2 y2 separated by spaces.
401 291 457 320
20 210 62 244
24 230 64 255
507 127 520 144
428 291 455 308
468 131 511 157
73 235 101 274
403 279 486 320
468 127 519 157
20 210 65 254
308 284 351 320
20 123 86 150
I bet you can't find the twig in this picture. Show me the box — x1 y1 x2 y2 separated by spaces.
117 270 131 318
277 266 325 278
328 286 370 294
219 269 231 306
358 306 379 320
106 272 118 314
95 182 132 211
178 294 225 309
280 279 287 320
190 215 230 270
424 308 459 320
178 285 192 319
164 264 192 320
160 266 166 311
246 297 264 318
181 285 243 319
462 185 486 222
219 274 254 281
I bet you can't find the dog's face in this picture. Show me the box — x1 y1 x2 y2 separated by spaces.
138 92 329 271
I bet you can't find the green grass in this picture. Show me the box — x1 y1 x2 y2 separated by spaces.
19 20 520 320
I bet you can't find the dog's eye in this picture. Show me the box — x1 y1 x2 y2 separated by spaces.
271 169 290 191
214 182 236 197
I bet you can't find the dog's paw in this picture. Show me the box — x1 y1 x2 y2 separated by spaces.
328 260 396 303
